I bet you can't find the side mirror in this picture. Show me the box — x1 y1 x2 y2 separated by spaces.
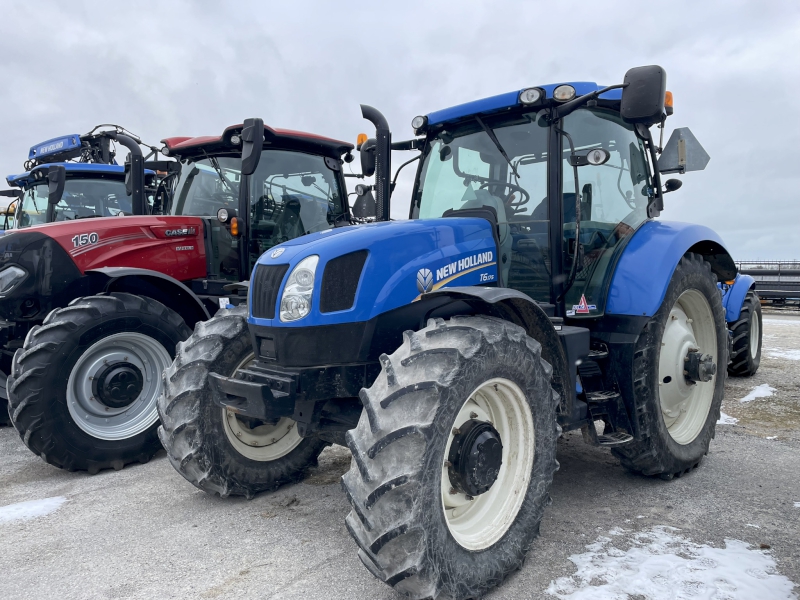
621 65 666 126
360 138 377 177
657 127 711 174
47 166 66 205
663 178 683 193
351 184 376 219
240 118 265 176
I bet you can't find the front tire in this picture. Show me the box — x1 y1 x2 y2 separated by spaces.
727 290 762 376
157 305 327 498
342 316 559 600
7 293 190 473
613 253 727 479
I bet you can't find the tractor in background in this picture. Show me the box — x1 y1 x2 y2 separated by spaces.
0 126 165 423
4 120 355 472
158 66 761 599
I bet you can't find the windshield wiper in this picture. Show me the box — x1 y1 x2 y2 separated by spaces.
475 116 519 179
203 152 234 193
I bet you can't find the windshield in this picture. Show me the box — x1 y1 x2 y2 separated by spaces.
170 149 346 247
412 115 552 300
17 177 131 228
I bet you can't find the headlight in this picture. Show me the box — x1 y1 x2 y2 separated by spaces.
519 87 542 105
0 266 26 295
553 84 576 102
279 255 319 322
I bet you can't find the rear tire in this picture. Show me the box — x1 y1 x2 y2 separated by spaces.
157 305 327 498
613 253 727 479
7 293 190 473
727 290 762 377
342 315 559 599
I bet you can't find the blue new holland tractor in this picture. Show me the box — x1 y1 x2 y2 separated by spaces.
158 66 761 599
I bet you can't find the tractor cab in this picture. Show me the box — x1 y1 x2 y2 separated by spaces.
400 68 708 318
4 126 167 230
161 120 353 286
6 163 157 228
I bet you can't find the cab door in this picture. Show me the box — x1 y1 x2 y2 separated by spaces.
558 108 652 318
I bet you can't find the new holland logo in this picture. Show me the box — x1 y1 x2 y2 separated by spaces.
271 248 285 259
417 268 433 293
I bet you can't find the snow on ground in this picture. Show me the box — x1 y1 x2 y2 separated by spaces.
739 383 777 403
547 526 797 600
768 349 800 361
0 497 67 524
717 412 739 425
763 318 800 326
795 502 800 508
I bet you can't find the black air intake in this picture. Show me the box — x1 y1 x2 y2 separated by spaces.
320 250 368 313
251 264 290 319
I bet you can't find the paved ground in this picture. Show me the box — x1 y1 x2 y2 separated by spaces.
1 313 798 599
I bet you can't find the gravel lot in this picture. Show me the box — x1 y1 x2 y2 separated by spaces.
1 312 798 599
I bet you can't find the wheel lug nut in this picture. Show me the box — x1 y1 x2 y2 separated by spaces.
444 460 452 468
449 487 457 495
465 495 474 501
469 411 478 419
452 427 461 436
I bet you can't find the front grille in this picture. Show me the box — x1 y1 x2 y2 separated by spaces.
320 250 368 313
251 264 290 319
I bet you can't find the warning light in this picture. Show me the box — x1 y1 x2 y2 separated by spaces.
230 217 239 237
665 91 674 116
356 133 368 149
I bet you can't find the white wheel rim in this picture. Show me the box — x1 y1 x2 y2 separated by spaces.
221 353 303 461
658 290 717 445
441 377 534 551
66 332 171 440
749 310 760 360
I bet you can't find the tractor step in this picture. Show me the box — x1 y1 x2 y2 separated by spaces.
588 347 609 360
597 431 634 446
586 390 619 403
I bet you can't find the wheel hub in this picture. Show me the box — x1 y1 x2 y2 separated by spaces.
683 349 716 384
92 361 144 408
447 419 503 497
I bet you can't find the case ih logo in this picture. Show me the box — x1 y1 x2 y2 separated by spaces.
165 227 196 237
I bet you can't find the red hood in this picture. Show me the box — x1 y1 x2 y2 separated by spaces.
24 215 208 281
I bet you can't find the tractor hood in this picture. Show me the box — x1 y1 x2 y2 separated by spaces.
249 218 500 327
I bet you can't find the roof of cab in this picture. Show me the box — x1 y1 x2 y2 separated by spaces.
426 81 622 127
6 163 155 187
161 123 354 159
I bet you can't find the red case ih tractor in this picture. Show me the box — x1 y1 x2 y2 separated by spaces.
2 118 354 473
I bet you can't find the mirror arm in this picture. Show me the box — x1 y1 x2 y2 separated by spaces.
391 155 421 195
554 83 628 120
637 125 664 217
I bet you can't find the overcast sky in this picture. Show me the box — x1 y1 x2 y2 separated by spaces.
2 0 798 260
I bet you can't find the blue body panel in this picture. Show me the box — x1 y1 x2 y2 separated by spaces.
606 220 731 317
7 163 152 187
249 219 499 328
427 82 623 126
28 134 82 161
720 274 755 323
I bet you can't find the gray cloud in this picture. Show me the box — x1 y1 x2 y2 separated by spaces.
2 0 798 259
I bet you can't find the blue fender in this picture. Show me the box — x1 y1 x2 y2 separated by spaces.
720 273 756 323
606 220 735 317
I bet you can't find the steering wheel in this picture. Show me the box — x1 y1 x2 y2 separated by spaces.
479 181 530 213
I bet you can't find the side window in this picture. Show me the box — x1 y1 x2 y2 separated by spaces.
561 109 652 316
